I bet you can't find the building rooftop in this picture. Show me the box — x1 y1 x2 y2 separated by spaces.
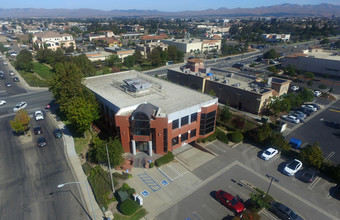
84 70 216 116
163 38 202 44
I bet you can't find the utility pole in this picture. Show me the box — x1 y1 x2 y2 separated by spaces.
106 144 115 193
265 174 279 196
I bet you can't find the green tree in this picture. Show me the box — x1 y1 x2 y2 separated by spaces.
263 49 279 59
298 88 314 103
133 50 144 64
255 123 272 144
230 131 243 143
123 55 135 68
320 38 330 44
269 132 290 152
66 96 99 133
300 143 324 169
208 89 216 96
10 109 31 134
335 40 340 48
49 62 84 113
149 48 162 66
89 137 124 167
73 54 96 77
36 48 54 63
219 105 232 123
167 45 177 61
106 54 120 68
303 72 314 80
267 66 277 73
0 43 9 53
15 49 33 72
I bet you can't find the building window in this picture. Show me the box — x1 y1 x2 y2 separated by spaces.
172 119 179 130
181 132 188 142
181 116 189 126
199 110 216 135
163 129 168 152
190 129 196 138
191 113 197 122
172 136 179 146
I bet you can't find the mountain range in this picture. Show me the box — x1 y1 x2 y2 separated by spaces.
0 3 339 18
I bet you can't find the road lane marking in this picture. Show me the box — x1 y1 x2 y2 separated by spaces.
202 204 220 219
308 177 321 190
329 109 340 113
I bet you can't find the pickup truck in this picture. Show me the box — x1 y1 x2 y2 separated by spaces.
34 111 44 121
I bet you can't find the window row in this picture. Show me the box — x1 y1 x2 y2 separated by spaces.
172 112 198 130
171 129 197 146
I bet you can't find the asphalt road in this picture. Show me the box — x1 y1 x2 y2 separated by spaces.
0 63 88 219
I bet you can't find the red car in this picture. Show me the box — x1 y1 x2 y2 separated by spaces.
216 190 245 214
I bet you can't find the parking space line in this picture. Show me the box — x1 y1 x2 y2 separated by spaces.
308 177 321 190
168 164 183 177
202 204 220 219
325 151 335 161
264 155 279 166
138 172 161 192
261 209 278 219
192 211 203 220
227 185 248 199
157 167 173 183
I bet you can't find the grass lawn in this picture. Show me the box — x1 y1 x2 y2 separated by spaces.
33 62 54 80
74 130 92 154
16 69 49 87
113 208 147 220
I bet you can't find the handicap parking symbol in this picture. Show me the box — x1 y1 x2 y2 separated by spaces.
141 190 150 197
161 180 168 186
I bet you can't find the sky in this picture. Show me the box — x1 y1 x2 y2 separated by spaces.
2 0 339 12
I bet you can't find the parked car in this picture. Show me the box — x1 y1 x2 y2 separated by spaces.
34 110 44 121
301 168 319 183
283 159 303 176
232 63 244 69
281 115 300 124
305 103 321 110
37 137 47 147
271 201 304 220
0 100 6 106
261 147 279 161
3 62 8 66
301 104 317 112
314 90 322 97
13 102 27 112
9 71 15 76
291 85 299 91
291 111 306 120
33 126 43 135
296 107 313 116
216 190 245 214
13 77 19 82
53 129 63 138
5 82 12 87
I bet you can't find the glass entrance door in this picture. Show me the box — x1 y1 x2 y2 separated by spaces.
136 141 148 152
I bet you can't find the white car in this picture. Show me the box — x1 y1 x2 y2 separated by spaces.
13 102 27 112
261 148 279 161
9 71 15 76
281 115 300 124
34 110 44 121
314 90 321 97
302 104 317 112
283 159 303 176
291 86 299 91
0 100 6 106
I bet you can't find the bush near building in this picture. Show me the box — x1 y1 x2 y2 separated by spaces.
155 151 174 167
197 131 217 143
215 127 229 144
119 199 140 216
230 131 244 143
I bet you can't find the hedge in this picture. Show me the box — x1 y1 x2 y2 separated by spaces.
82 162 92 176
216 127 229 144
155 152 174 167
230 131 244 143
119 199 139 215
197 131 217 143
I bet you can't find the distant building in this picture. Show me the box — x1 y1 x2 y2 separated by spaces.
85 51 112 62
162 38 221 53
167 60 290 114
84 70 218 156
32 31 76 51
282 47 340 78
104 47 134 62
261 34 290 42
135 42 168 58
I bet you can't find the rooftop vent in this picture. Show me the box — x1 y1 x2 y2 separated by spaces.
123 78 151 92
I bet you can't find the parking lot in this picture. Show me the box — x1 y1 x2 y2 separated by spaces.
126 140 340 220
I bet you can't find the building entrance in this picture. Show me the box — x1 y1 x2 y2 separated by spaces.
136 141 148 152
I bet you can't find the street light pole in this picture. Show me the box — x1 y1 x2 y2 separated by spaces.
265 174 279 196
58 181 96 220
106 144 115 193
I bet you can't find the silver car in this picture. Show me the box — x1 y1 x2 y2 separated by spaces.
13 102 28 112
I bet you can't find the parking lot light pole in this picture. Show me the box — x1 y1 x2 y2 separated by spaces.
265 174 279 196
106 144 115 193
58 181 96 220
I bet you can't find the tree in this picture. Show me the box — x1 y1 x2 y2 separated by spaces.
269 132 290 152
89 137 124 167
123 55 135 68
230 131 243 143
320 38 330 44
167 45 177 61
298 88 314 103
66 96 99 133
10 109 31 134
149 48 162 66
49 62 84 113
219 105 232 123
133 50 144 64
335 40 340 48
15 49 33 72
254 123 272 144
106 54 120 68
300 143 324 169
73 54 96 77
263 49 279 59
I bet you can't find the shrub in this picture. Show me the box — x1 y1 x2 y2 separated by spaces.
216 127 229 144
127 188 136 196
119 199 139 215
231 117 245 130
307 80 313 86
230 131 243 143
149 162 155 168
155 152 174 167
197 131 217 143
249 192 273 211
112 172 130 180
320 162 340 184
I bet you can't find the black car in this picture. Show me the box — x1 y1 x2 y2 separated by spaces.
53 129 63 138
33 126 43 135
232 63 244 69
13 77 19 82
301 168 319 183
37 137 47 147
271 202 304 220
296 107 313 116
